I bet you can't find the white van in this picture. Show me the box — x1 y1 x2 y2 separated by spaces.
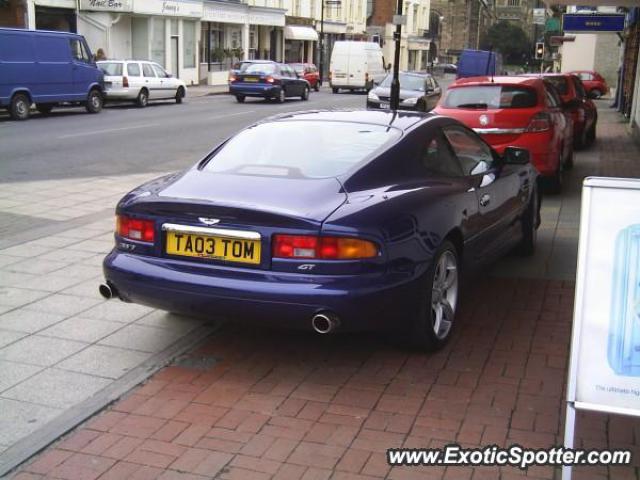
329 41 385 93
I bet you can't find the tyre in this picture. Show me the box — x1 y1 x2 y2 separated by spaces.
590 89 602 99
86 89 103 113
516 187 539 256
587 123 596 144
175 87 185 104
564 146 574 170
314 82 320 92
136 89 149 108
36 104 54 115
301 86 309 101
235 95 245 103
545 156 563 194
9 93 31 120
276 88 286 103
332 87 339 94
408 240 460 351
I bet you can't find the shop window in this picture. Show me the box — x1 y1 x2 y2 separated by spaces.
183 21 196 68
151 17 166 67
132 17 148 60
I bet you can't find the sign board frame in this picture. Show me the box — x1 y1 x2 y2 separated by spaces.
562 13 625 33
563 176 640 480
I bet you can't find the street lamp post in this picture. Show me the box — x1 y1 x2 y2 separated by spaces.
320 0 341 86
390 0 404 110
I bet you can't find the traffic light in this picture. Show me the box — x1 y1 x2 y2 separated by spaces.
535 42 545 60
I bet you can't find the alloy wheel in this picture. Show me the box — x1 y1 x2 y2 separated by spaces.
431 250 458 340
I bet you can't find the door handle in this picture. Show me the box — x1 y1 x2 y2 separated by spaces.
480 194 491 207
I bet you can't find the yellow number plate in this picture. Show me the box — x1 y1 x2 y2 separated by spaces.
244 77 259 82
166 232 261 265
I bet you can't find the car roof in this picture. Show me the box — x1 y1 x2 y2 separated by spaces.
451 76 541 87
259 109 436 131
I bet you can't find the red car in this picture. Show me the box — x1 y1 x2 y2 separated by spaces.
569 70 609 98
523 73 597 149
289 63 320 91
434 76 573 192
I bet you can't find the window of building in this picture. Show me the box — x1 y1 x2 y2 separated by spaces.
183 21 196 68
151 17 165 67
508 0 520 6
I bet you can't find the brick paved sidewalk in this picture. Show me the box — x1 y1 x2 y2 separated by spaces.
9 104 640 480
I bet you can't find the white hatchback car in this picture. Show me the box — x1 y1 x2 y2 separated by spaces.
97 60 186 107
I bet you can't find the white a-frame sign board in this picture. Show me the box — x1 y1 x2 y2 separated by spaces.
564 177 640 480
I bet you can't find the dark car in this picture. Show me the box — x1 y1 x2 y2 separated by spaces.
228 59 275 81
229 62 311 103
101 110 539 351
289 63 320 91
367 72 442 112
522 73 597 149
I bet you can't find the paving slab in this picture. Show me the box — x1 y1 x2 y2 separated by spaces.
56 345 151 379
0 399 62 447
0 335 88 367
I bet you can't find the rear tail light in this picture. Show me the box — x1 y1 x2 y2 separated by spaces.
123 76 129 88
117 215 155 243
527 112 551 132
229 75 237 83
273 235 378 260
266 76 276 84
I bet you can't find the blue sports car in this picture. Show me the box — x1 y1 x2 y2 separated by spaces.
101 110 539 350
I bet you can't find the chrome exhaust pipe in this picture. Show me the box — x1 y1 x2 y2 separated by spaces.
99 283 115 300
311 312 339 334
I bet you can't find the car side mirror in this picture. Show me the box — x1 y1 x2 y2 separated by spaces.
503 146 530 165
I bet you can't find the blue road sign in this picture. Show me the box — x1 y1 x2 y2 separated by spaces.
562 14 625 32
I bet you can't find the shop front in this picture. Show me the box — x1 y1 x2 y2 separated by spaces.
284 18 318 64
407 35 430 71
28 0 77 32
77 0 202 85
200 0 285 86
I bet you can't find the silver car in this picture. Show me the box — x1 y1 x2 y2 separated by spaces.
97 60 186 107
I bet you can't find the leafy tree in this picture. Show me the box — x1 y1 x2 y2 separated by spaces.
480 21 531 65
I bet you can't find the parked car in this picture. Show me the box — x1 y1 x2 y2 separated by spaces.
101 109 539 351
229 62 311 103
289 63 320 91
434 76 573 192
367 72 442 112
0 27 104 120
329 41 385 93
98 60 186 107
522 73 597 149
456 49 502 79
569 70 609 98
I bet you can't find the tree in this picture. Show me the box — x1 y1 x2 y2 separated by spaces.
480 21 531 65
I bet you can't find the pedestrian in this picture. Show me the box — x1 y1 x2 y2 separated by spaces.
95 48 107 62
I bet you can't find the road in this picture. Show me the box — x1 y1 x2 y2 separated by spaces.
0 89 368 183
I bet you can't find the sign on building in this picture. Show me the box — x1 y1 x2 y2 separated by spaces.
533 8 546 26
564 177 640 479
80 0 132 12
562 13 625 32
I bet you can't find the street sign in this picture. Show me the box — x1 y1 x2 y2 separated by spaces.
392 15 407 26
562 13 625 32
533 8 546 25
563 177 640 479
325 0 342 4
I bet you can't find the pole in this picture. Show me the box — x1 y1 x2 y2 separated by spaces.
561 402 576 480
390 0 403 110
319 0 325 86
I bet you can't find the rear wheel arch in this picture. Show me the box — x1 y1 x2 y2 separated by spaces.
11 89 32 104
444 228 464 261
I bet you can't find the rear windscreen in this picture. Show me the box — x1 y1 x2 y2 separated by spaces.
442 85 537 109
544 76 569 95
99 62 123 76
204 121 401 178
244 63 276 75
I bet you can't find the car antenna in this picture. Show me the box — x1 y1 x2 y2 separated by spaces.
486 45 495 83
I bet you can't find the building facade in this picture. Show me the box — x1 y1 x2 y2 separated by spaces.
494 0 533 39
428 0 494 63
368 0 431 71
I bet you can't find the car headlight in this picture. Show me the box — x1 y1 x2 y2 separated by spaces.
401 97 418 106
368 91 379 101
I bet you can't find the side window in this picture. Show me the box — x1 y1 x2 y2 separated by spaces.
70 39 90 62
421 133 464 177
544 85 560 108
127 63 141 77
152 64 167 78
579 72 592 81
443 126 494 176
142 63 156 77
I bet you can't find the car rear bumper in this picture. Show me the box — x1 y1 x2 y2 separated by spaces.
229 84 281 97
103 250 422 332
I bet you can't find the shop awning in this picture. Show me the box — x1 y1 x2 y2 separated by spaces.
284 26 319 41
